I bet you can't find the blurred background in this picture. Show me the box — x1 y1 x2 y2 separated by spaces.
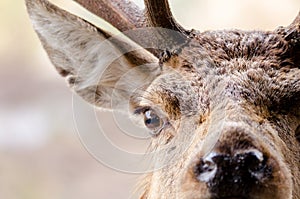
0 0 299 198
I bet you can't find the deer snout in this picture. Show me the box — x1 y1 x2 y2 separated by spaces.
194 149 273 197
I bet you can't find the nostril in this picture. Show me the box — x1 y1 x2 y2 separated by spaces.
239 150 271 180
194 152 218 183
245 149 264 162
236 149 264 171
202 160 216 172
246 151 263 171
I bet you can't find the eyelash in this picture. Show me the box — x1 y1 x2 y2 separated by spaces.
134 106 151 115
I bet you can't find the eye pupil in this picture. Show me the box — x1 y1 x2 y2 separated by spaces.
145 116 160 126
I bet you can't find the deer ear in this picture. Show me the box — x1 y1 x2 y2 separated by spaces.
26 0 160 109
277 11 300 66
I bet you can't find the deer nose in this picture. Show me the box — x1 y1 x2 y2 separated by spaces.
194 149 272 197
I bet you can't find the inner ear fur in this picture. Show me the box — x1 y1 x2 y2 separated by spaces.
25 0 160 109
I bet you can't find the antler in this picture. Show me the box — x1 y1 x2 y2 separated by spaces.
284 12 300 45
73 0 146 31
73 0 189 57
144 0 187 34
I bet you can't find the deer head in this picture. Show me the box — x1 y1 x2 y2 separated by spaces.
25 0 300 198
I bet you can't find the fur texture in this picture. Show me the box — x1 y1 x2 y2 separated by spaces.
25 0 300 198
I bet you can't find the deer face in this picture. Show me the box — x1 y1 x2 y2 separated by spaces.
137 33 300 199
26 0 300 198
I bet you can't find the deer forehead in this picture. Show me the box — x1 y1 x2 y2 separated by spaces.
138 30 299 115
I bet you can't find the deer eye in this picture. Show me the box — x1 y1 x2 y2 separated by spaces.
144 109 164 135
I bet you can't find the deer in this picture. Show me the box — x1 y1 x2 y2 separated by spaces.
25 0 300 198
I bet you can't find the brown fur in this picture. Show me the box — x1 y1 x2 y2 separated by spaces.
25 0 300 198
136 34 300 197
